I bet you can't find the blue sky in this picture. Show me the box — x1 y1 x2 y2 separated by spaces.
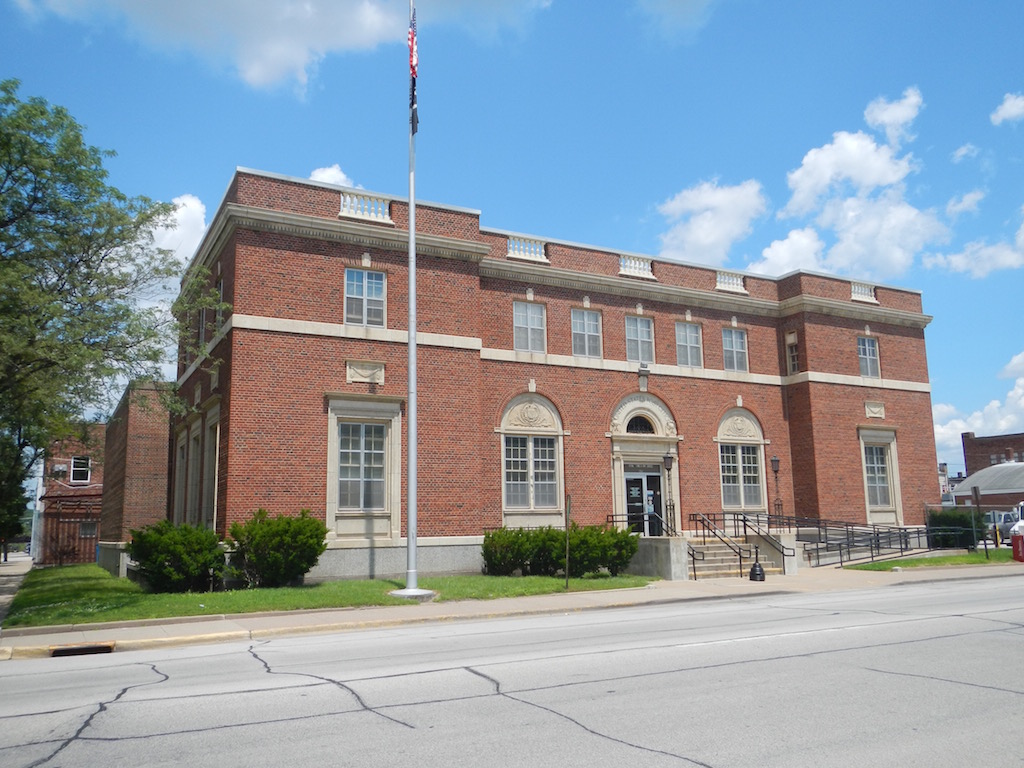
4 0 1024 474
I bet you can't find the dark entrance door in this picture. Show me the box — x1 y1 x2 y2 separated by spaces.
625 472 663 536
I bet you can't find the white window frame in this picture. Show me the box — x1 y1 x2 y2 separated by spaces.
626 316 654 363
722 328 748 372
787 342 799 374
202 406 220 531
715 408 767 511
858 336 880 378
173 434 187 524
675 321 703 367
70 456 91 484
326 397 402 540
513 301 546 353
571 308 602 358
859 428 903 524
344 268 386 327
497 394 566 527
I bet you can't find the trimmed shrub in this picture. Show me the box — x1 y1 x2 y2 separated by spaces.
227 509 328 588
127 520 225 593
926 507 982 548
601 525 639 576
482 527 530 575
482 525 639 578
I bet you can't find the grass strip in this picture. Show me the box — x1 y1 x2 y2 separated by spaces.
3 564 653 628
847 547 1015 571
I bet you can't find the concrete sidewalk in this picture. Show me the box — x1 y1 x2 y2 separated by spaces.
2 552 1021 661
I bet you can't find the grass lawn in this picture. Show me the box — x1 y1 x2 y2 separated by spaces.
3 564 654 629
847 547 1016 571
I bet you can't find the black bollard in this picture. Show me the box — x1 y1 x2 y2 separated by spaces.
749 545 765 581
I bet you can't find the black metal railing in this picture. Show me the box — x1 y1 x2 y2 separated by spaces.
727 512 795 567
688 512 752 574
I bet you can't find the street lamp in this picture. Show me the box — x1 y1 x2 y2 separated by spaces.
770 455 782 517
663 453 675 536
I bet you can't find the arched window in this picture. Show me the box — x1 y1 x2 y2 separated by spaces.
626 415 655 434
716 408 766 511
497 395 565 524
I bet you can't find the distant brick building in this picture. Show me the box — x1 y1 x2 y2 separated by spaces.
36 425 105 565
961 431 1024 475
98 382 172 576
168 168 940 578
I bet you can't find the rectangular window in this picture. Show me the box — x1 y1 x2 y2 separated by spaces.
787 342 799 374
215 277 225 326
513 302 546 352
202 416 219 529
720 445 762 509
345 268 385 327
571 309 602 358
626 316 654 363
173 438 186 524
858 336 880 377
504 435 558 508
722 328 748 372
338 423 386 510
79 521 98 538
70 456 91 483
864 445 891 507
675 322 703 367
186 430 201 525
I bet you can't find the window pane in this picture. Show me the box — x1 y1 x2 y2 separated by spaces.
345 269 385 327
533 437 557 507
676 322 702 367
572 309 601 357
858 337 879 377
514 302 545 352
627 317 653 362
504 436 529 507
865 445 890 507
338 423 386 510
741 446 761 507
720 445 740 507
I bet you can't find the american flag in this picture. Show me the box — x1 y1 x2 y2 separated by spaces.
408 7 418 134
408 9 418 78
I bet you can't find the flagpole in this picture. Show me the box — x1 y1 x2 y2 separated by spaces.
393 0 431 599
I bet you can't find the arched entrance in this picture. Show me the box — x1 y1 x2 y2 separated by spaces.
608 394 680 535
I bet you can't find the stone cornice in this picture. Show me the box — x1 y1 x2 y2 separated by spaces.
480 259 931 329
186 204 491 280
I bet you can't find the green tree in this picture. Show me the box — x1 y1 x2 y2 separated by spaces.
0 79 182 515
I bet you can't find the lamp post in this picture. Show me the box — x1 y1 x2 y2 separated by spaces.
770 455 782 518
663 453 675 536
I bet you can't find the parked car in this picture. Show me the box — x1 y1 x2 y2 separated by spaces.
1009 517 1024 539
982 510 1020 543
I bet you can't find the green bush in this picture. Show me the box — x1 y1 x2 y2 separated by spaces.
482 524 639 578
482 527 530 575
228 509 328 588
601 525 639 576
926 507 982 548
127 520 225 593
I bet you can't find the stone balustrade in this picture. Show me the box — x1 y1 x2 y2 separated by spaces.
339 192 392 223
716 270 746 293
619 254 654 278
507 236 548 262
851 282 878 303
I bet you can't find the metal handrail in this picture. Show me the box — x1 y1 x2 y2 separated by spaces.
686 543 704 580
729 512 796 564
688 512 752 574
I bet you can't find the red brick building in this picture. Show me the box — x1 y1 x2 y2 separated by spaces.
961 431 1024 475
170 168 940 578
36 425 105 565
98 382 172 576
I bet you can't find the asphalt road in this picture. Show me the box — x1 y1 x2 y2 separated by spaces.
1 576 1021 767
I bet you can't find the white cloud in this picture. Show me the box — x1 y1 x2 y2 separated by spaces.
864 86 923 147
990 92 1024 125
634 0 720 36
656 179 766 266
310 164 357 187
933 377 1024 471
1002 352 1024 379
951 143 979 163
15 0 548 89
746 227 825 276
923 207 1024 277
781 130 914 217
817 191 947 280
945 189 984 219
153 194 208 265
